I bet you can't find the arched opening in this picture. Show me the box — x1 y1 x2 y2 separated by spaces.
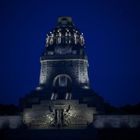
52 74 72 100
53 74 72 88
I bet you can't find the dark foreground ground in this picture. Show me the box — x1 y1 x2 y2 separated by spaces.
0 128 140 140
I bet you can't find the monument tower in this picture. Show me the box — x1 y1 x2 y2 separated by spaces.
21 17 104 129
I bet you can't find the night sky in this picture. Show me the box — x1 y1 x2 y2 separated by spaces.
0 0 140 106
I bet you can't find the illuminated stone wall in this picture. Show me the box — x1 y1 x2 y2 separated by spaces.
94 115 140 128
39 58 89 88
0 116 21 129
0 115 140 129
23 100 96 129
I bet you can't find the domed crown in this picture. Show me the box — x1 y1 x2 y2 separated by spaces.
46 17 85 47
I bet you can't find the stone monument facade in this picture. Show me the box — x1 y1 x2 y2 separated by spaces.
21 17 105 129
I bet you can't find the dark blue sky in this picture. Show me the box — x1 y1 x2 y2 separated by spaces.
0 0 140 106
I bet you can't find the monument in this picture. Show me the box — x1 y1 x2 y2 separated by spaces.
21 17 105 129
